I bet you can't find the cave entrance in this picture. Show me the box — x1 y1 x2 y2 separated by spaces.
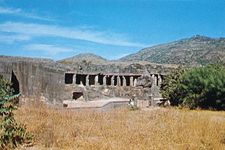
98 74 104 85
76 74 86 86
106 76 112 86
125 76 130 86
11 71 20 94
89 75 95 86
114 76 118 86
73 92 83 100
119 76 124 86
65 73 74 84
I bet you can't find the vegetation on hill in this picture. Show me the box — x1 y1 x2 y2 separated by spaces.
161 64 225 110
0 75 32 149
120 35 225 65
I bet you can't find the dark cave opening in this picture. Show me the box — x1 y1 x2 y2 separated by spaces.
11 71 20 94
125 76 130 86
73 92 83 100
106 76 112 86
65 73 74 84
98 74 104 85
89 75 95 85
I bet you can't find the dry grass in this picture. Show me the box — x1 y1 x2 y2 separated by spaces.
15 103 225 150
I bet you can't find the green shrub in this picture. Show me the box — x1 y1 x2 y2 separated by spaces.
0 75 32 149
160 67 186 106
161 65 225 110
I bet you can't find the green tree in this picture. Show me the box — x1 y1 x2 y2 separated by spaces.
161 65 225 110
160 68 185 105
0 75 32 149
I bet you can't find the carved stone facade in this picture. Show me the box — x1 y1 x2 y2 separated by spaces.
0 56 178 105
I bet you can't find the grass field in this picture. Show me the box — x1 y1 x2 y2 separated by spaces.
15 103 225 150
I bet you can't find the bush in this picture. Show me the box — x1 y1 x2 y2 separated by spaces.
160 67 185 106
161 65 225 110
0 75 32 149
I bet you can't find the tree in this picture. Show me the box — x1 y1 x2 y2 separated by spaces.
0 75 32 149
160 68 185 106
160 65 225 110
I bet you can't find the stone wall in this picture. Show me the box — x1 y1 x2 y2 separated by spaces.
63 73 163 100
0 56 66 104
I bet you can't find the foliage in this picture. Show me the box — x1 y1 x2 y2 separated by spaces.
160 67 186 105
0 75 32 149
161 65 225 110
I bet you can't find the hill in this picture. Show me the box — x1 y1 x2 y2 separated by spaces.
120 35 225 65
58 53 107 64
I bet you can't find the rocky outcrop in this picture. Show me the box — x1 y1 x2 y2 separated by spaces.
0 56 67 104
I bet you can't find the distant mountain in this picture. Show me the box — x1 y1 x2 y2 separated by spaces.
120 35 225 65
58 53 107 64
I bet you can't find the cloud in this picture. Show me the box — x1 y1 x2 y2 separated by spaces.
23 44 74 56
0 34 31 43
0 7 54 21
0 22 147 47
0 7 21 14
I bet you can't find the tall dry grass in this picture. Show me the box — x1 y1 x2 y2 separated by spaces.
15 103 225 150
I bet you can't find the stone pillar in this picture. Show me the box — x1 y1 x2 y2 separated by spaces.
117 76 120 86
86 75 89 86
123 76 126 86
95 75 98 85
151 74 156 86
103 75 107 86
130 76 134 87
73 74 76 84
134 78 137 87
111 76 114 86
158 74 162 87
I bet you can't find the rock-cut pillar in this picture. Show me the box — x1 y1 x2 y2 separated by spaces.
111 76 114 86
130 76 133 87
153 74 157 86
158 74 162 87
123 76 126 86
86 75 89 86
103 75 107 86
117 76 120 86
73 74 76 84
134 78 137 87
95 75 99 85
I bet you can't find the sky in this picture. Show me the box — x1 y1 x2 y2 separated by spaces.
0 0 225 60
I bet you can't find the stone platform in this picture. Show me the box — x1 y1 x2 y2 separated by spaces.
63 98 130 111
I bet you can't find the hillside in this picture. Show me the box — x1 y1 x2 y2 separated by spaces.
58 53 107 64
120 35 225 65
